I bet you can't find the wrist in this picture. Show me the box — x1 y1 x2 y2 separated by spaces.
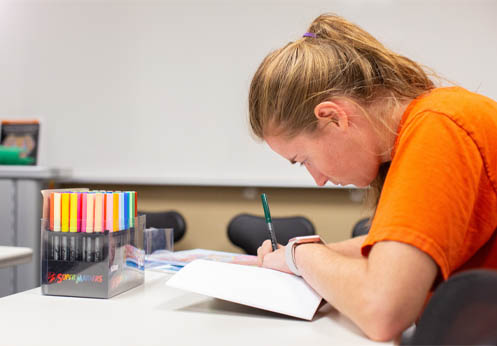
285 235 324 276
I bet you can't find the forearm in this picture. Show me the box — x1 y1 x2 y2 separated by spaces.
326 235 366 258
292 241 436 341
295 244 374 335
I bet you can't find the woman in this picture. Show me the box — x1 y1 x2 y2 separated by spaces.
249 13 497 341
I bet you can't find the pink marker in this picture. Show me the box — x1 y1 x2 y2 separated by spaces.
77 193 82 232
106 192 113 231
81 193 87 232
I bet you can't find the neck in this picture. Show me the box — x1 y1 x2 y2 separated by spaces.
376 98 412 163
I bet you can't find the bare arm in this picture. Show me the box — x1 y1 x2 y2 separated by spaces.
326 235 366 258
258 239 437 341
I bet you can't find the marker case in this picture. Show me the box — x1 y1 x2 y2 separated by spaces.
40 215 145 298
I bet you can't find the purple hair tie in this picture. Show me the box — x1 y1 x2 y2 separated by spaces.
303 32 317 38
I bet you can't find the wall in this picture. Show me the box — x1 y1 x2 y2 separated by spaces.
62 184 369 252
3 0 497 187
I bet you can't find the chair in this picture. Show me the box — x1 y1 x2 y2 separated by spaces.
401 269 497 345
351 217 371 238
139 210 187 243
227 213 316 255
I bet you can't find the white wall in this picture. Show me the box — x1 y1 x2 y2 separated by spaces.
1 0 496 187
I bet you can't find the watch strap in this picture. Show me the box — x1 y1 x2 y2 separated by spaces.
285 240 301 276
285 236 324 276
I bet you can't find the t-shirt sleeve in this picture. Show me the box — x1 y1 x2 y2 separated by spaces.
361 111 483 280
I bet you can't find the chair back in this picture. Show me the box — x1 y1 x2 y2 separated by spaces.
351 217 371 238
402 269 497 345
227 213 315 255
140 210 186 242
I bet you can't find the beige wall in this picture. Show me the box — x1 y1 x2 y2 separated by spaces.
62 184 371 253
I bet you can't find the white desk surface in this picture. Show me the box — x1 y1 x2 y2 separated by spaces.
0 270 390 346
0 246 33 269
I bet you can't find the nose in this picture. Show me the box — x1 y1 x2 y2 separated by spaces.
306 165 327 187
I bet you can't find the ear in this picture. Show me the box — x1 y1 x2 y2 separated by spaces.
314 101 349 131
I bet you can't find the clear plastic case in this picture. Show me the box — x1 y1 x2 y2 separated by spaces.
40 215 145 298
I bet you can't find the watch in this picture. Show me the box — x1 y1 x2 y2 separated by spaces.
285 235 324 276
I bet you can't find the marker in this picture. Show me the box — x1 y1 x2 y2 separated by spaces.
81 193 87 232
85 193 95 262
129 192 134 228
94 193 104 262
134 191 138 218
53 193 61 233
86 193 94 233
124 192 129 230
69 193 78 233
94 193 104 233
261 193 278 251
61 193 70 260
49 193 54 231
52 193 61 260
113 193 119 232
77 192 82 232
128 191 136 246
61 193 70 233
119 192 124 231
69 193 79 261
106 192 114 231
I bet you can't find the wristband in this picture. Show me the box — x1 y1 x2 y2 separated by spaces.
285 235 324 276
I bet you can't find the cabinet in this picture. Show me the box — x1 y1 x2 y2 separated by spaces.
0 167 66 297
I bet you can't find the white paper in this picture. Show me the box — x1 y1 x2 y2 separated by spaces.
166 259 322 320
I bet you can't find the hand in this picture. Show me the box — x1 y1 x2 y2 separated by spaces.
256 239 292 274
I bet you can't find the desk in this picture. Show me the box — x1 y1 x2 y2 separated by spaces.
0 246 32 269
0 270 389 346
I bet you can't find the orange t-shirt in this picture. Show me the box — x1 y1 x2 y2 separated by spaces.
361 87 497 281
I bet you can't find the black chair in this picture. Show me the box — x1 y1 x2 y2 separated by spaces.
139 210 186 243
402 269 497 345
351 217 371 238
227 213 316 255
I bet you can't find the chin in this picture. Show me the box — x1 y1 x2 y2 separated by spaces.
353 177 375 188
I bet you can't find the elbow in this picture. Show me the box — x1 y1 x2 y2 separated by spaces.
363 322 400 342
358 297 413 342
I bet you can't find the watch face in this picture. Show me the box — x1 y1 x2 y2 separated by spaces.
293 235 322 244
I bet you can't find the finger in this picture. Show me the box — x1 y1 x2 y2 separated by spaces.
261 239 273 253
257 246 263 267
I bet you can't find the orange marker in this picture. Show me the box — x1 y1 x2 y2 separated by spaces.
113 192 119 231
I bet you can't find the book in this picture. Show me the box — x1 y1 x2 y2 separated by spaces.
166 259 323 320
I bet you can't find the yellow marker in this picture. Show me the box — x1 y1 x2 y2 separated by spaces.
113 192 119 231
69 193 78 232
61 193 70 232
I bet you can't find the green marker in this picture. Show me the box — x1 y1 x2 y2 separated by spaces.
261 193 278 251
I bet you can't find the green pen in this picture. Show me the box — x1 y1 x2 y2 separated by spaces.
261 193 278 251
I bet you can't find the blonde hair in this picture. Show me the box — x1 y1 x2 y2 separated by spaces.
248 13 435 208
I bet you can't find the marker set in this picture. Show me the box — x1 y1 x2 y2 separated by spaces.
40 188 145 299
47 190 137 262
